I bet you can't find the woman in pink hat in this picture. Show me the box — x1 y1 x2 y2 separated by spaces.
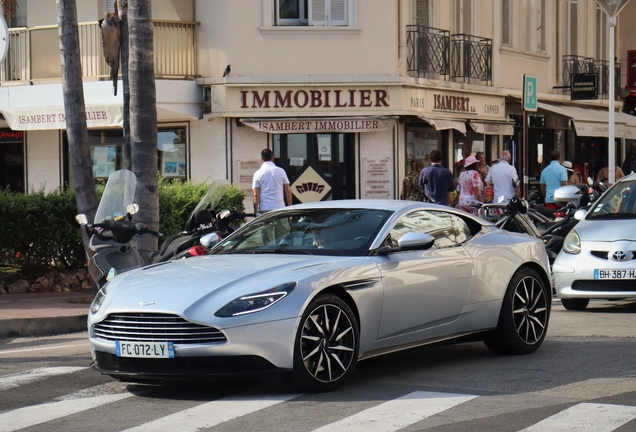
458 155 484 215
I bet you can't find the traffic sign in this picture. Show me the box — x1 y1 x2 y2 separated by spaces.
523 74 537 112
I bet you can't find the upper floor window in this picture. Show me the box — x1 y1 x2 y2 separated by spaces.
414 0 430 27
537 0 545 52
6 0 26 28
566 0 578 55
276 0 348 26
596 4 608 60
454 0 473 35
501 0 511 46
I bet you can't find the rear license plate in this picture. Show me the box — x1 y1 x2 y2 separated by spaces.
116 341 175 358
594 269 636 280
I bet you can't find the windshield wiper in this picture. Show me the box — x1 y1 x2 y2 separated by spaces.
229 249 314 255
588 212 636 220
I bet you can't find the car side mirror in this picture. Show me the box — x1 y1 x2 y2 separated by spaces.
574 209 587 220
397 232 435 250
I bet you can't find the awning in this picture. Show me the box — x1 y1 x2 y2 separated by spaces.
537 102 627 138
240 116 393 134
469 120 515 135
418 116 466 134
0 105 123 131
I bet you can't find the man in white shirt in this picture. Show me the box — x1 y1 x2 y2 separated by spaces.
252 148 292 215
485 151 519 203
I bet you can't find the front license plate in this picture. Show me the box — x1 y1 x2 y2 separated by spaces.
594 269 636 280
116 341 175 358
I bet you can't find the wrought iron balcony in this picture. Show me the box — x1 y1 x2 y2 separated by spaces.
593 59 621 100
450 33 492 86
561 55 595 88
0 20 198 83
406 25 449 80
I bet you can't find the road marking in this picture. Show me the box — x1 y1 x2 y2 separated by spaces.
520 403 636 432
0 367 88 391
122 393 301 432
0 393 133 432
0 343 88 355
312 391 477 432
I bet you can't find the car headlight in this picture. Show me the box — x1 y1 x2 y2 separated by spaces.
90 284 108 314
562 230 581 255
215 282 297 318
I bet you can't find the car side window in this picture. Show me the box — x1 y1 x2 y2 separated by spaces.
388 210 464 249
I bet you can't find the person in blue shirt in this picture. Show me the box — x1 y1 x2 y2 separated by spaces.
540 150 568 209
418 150 456 206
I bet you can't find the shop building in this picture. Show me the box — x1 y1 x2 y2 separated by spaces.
0 0 634 206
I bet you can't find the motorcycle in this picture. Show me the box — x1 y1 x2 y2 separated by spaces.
76 170 160 295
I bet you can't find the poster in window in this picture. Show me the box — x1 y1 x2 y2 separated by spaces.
93 146 116 178
161 143 186 177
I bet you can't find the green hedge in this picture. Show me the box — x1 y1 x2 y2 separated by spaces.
0 179 245 274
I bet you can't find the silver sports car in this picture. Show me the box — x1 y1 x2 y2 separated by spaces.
88 200 552 392
553 173 636 310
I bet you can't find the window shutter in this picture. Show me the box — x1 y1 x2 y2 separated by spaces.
454 0 461 33
538 0 545 52
569 1 578 55
462 0 472 34
416 0 429 27
309 0 327 26
329 0 347 26
502 0 510 45
105 0 116 13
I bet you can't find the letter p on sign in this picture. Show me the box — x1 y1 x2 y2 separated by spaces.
523 74 537 112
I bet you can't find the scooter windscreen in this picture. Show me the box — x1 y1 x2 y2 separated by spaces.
185 180 230 231
94 170 137 224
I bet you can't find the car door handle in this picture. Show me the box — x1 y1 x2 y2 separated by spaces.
454 262 466 267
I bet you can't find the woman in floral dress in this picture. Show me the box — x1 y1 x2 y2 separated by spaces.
458 156 484 215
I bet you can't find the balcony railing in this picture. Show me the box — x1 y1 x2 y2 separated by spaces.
593 59 621 100
0 20 198 83
406 25 449 80
450 33 492 85
561 55 594 88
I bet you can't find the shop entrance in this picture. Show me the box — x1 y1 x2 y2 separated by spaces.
0 131 25 193
273 133 356 202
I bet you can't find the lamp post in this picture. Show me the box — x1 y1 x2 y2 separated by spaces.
596 0 631 185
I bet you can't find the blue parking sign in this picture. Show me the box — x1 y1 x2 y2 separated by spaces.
523 74 537 112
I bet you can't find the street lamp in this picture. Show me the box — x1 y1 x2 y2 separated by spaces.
595 0 631 185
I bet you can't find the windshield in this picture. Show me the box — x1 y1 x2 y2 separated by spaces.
185 180 231 230
210 208 393 256
94 170 137 223
587 180 636 220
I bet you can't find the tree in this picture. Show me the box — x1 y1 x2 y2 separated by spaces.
0 0 16 23
128 0 158 258
56 0 98 252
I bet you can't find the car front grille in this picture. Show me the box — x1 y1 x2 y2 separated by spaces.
572 280 636 292
589 251 636 260
93 313 227 344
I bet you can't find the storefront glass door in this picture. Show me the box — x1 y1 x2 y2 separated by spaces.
0 131 25 193
273 133 355 202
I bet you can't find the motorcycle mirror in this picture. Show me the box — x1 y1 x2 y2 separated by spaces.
75 214 88 226
574 209 587 220
126 203 139 215
217 209 231 219
200 232 221 249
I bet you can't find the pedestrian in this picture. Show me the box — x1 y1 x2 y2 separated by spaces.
562 161 581 185
252 148 292 215
418 150 456 206
539 150 568 210
400 158 428 201
596 157 625 185
485 150 519 204
475 151 489 182
457 156 484 215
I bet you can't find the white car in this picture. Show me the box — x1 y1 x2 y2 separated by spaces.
553 173 636 310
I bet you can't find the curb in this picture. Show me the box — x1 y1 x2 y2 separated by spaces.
0 315 88 338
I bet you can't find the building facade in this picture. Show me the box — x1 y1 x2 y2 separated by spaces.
0 0 634 206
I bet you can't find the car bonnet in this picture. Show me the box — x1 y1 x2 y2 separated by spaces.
576 218 636 242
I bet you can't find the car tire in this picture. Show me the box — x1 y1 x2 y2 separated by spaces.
484 267 550 355
560 298 589 311
287 294 359 392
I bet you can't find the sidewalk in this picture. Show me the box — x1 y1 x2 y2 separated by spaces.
0 291 93 338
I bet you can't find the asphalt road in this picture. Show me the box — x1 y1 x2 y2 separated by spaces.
1 298 635 431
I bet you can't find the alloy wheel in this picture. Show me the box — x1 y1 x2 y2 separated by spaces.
512 275 548 345
300 303 356 383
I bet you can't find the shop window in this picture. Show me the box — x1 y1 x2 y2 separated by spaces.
276 0 350 26
64 126 188 188
0 130 25 193
406 126 443 173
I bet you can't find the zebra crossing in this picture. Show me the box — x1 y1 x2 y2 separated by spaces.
1 367 636 431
